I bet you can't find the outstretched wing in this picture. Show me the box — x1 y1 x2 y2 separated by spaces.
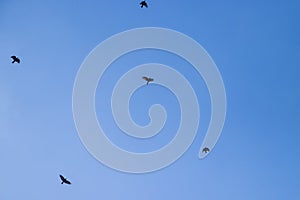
64 179 71 185
59 175 65 181
142 76 149 81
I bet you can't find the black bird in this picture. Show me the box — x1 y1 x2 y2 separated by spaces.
140 1 148 8
202 147 210 153
59 175 71 185
11 56 20 64
142 76 154 85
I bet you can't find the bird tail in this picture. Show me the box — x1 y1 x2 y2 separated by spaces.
61 182 64 184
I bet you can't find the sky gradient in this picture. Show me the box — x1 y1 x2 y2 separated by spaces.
1 1 299 199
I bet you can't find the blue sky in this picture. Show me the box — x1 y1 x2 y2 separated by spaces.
1 0 300 199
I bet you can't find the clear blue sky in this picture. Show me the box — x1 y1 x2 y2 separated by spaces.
1 0 299 199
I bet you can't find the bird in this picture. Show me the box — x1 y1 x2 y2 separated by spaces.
59 175 71 185
11 55 20 64
202 147 210 153
140 1 148 8
142 76 154 85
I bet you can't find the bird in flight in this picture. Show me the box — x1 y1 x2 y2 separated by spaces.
140 1 148 8
11 55 20 64
142 76 154 85
59 175 71 185
202 147 210 153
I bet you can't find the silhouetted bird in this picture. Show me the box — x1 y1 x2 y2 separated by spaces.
11 56 20 64
140 1 148 8
59 175 71 185
142 76 154 85
202 147 210 153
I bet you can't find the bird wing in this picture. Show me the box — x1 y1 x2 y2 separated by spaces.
59 175 65 181
148 78 153 82
11 56 16 59
65 180 71 184
145 2 148 7
16 58 20 63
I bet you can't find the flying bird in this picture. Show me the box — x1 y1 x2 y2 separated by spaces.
59 175 71 185
142 76 154 85
202 147 210 153
140 1 148 8
11 55 20 64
